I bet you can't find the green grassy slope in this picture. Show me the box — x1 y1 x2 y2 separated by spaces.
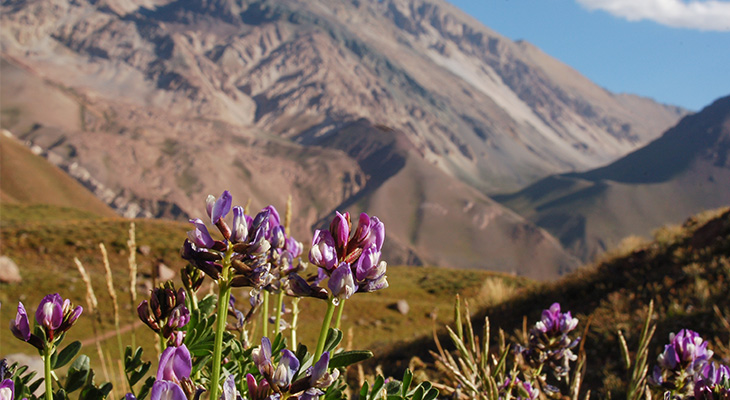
373 206 730 396
0 134 117 217
0 203 531 358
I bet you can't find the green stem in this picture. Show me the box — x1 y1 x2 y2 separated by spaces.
262 291 270 338
334 299 346 331
209 244 234 400
158 333 166 356
291 298 301 347
43 345 54 400
274 290 285 335
313 297 337 363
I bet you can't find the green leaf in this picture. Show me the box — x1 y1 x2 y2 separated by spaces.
129 362 151 386
371 375 385 400
53 341 82 370
53 388 67 400
423 388 439 400
323 328 343 353
329 350 373 369
384 380 402 395
198 293 217 315
401 369 413 395
411 386 424 400
360 381 370 399
137 376 156 400
64 355 90 393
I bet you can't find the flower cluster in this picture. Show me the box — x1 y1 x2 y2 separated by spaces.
498 374 539 400
650 329 730 397
137 283 190 346
694 363 730 400
180 191 304 307
10 293 82 350
305 211 388 302
250 338 339 399
518 302 580 379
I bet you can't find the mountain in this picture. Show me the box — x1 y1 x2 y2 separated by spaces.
496 95 730 261
0 131 118 217
0 0 685 277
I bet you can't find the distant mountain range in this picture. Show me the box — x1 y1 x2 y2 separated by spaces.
496 96 730 262
0 0 699 278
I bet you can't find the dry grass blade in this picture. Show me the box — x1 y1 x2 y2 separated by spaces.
100 242 128 392
127 222 138 348
73 257 112 392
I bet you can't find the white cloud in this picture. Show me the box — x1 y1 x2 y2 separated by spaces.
576 0 730 31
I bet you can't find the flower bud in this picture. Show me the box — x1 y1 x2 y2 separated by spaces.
271 225 286 249
210 190 232 225
187 219 214 248
328 263 356 301
10 302 30 342
231 206 248 243
309 230 337 271
35 293 63 332
330 211 350 252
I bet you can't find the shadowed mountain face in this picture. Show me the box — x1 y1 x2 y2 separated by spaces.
496 96 730 262
0 0 685 277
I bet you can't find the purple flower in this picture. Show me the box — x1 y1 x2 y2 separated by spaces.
520 303 580 379
252 337 274 378
157 345 192 384
657 329 713 372
167 304 190 329
210 190 232 225
36 293 63 332
498 374 538 400
309 230 337 271
10 302 30 342
329 211 350 252
262 205 281 231
353 246 388 293
272 349 300 390
271 225 286 249
695 363 730 400
356 215 385 252
57 299 83 335
535 303 578 335
0 379 14 400
309 352 339 389
187 218 215 248
220 374 241 400
150 380 187 400
124 394 137 400
246 374 272 400
285 237 303 258
231 206 249 243
285 274 328 299
328 263 356 301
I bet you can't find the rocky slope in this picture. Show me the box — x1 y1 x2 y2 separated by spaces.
496 95 730 261
0 0 686 277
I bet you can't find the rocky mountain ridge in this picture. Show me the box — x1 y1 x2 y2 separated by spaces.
0 0 686 277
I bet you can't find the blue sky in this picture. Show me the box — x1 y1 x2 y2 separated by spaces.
448 0 730 111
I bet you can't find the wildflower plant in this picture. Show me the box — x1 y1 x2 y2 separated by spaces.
432 296 585 400
6 189 432 400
